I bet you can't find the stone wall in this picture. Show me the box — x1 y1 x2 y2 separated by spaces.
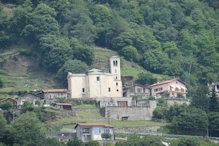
101 106 154 121
115 126 161 133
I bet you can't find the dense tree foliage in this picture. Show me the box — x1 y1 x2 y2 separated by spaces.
0 0 219 87
57 60 89 86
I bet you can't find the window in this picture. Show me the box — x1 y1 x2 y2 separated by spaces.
97 77 100 81
176 81 178 84
130 88 134 93
115 69 117 73
137 88 142 93
104 128 110 133
108 88 111 92
117 89 119 92
172 93 174 96
116 76 117 79
217 85 219 90
175 88 179 91
116 82 118 86
113 60 118 66
181 88 184 92
154 88 158 92
82 128 89 133
82 88 85 93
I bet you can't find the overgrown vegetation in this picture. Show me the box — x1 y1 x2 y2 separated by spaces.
0 0 219 93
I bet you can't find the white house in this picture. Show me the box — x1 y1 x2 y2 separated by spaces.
150 78 187 98
75 123 114 142
67 56 123 98
42 89 68 99
124 84 150 98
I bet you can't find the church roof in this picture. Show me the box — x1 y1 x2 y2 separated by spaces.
88 68 103 73
110 56 119 58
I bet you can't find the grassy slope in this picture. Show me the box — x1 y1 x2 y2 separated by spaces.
50 105 168 131
93 47 170 80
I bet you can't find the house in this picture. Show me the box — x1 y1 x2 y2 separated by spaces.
150 78 186 98
54 103 72 110
42 89 68 99
0 98 17 108
67 56 123 98
207 82 219 97
75 123 114 142
123 84 150 98
16 93 41 106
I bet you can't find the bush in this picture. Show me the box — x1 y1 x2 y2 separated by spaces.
137 72 157 85
120 45 139 62
101 133 111 139
0 101 12 110
19 48 32 56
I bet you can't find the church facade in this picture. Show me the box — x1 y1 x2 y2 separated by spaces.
67 56 123 98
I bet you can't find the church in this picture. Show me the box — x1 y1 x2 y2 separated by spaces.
67 56 123 98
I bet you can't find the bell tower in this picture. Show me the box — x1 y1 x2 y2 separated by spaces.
110 56 121 80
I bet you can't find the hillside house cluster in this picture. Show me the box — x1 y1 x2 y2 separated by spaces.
66 56 187 99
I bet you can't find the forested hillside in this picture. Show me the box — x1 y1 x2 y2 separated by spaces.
1 0 219 95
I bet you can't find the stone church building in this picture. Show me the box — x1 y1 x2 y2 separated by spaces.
67 56 123 98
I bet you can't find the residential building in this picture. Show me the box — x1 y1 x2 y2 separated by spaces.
67 56 123 98
54 103 72 110
207 82 219 97
124 84 150 98
75 123 114 141
0 98 17 108
42 89 68 99
16 93 40 106
150 78 186 98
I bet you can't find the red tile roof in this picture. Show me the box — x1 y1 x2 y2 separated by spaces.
55 103 72 106
150 78 186 87
75 123 114 129
42 89 67 93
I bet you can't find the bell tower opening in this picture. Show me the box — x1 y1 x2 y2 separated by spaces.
110 56 121 80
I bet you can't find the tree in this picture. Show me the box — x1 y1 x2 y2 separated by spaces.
23 101 31 108
191 85 209 112
0 101 12 110
209 85 219 112
208 112 219 131
152 107 168 120
44 138 65 146
57 60 89 86
67 138 84 146
12 112 45 146
0 114 7 138
137 72 157 85
120 45 139 62
178 137 200 146
172 107 208 135
41 38 73 72
84 141 99 146
74 47 95 66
